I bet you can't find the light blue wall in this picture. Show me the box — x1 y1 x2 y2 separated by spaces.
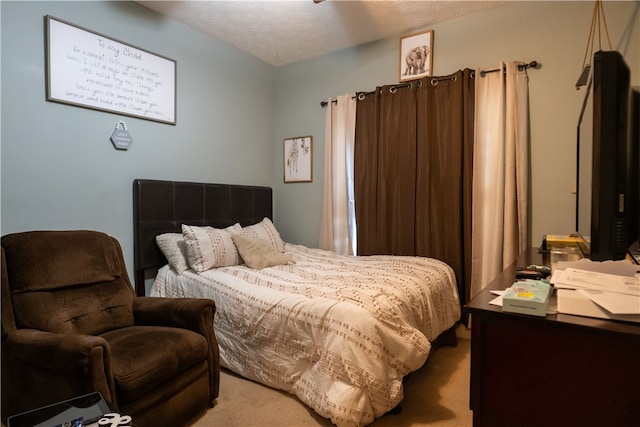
2 1 639 285
1 1 276 281
274 1 640 248
273 38 400 246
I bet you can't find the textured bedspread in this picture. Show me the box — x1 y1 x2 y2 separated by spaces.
151 243 460 426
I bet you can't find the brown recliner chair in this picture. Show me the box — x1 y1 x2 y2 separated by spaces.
1 230 220 426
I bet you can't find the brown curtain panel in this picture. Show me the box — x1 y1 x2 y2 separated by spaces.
354 70 475 310
354 84 418 256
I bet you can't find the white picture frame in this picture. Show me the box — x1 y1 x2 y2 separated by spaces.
283 136 312 183
46 15 177 125
399 30 434 82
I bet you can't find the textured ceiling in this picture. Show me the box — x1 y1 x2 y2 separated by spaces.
137 1 512 66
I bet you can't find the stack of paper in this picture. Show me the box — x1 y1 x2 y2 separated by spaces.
551 266 640 322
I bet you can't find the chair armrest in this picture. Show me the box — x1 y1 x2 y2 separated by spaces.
5 329 109 374
132 297 216 333
2 329 117 413
132 297 220 400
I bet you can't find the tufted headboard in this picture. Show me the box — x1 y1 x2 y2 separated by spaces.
133 179 273 296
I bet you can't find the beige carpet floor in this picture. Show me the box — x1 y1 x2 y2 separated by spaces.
184 325 472 427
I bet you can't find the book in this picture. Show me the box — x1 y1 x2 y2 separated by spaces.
544 234 582 250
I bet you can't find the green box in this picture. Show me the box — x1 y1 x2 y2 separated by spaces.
503 280 551 317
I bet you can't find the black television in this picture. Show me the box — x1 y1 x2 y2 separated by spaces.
577 50 640 261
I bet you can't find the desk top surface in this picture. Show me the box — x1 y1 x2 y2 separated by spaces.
465 248 640 336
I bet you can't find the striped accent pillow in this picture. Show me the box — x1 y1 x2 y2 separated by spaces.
182 223 242 272
156 233 190 274
240 217 285 252
231 234 294 269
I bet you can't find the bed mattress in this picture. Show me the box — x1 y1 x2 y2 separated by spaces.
151 243 460 426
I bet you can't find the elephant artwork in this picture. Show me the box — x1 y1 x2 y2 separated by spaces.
403 45 430 77
399 30 434 81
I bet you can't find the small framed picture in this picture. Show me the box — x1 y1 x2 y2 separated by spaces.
399 30 434 82
283 136 312 183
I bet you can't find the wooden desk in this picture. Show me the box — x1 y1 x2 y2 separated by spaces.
465 248 640 427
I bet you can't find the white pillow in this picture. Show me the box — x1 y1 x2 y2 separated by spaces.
155 233 190 274
182 223 242 272
231 234 294 269
240 217 285 252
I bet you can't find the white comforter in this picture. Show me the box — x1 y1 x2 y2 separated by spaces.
151 243 460 426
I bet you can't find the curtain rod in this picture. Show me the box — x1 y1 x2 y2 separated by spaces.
320 94 363 107
479 60 539 77
320 94 362 107
320 74 457 107
320 99 338 107
321 61 539 107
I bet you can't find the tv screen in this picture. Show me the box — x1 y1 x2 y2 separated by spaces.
578 50 639 261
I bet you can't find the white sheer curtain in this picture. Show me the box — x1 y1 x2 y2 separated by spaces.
319 93 357 255
471 62 529 298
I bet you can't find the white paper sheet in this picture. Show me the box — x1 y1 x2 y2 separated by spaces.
551 268 640 296
557 289 640 323
575 289 640 314
553 257 640 277
488 290 505 307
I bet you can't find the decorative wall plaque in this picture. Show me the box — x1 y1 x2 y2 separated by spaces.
46 15 177 125
110 121 133 150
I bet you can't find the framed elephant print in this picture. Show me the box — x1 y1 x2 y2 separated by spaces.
399 30 433 82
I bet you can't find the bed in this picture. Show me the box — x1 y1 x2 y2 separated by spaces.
133 179 461 427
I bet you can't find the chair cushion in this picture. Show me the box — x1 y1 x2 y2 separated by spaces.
12 278 134 335
101 326 209 402
2 230 125 292
2 230 135 335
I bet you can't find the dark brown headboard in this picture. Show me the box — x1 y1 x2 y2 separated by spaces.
133 179 273 296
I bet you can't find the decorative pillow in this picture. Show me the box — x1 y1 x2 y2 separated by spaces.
156 233 190 274
240 217 285 252
182 223 242 272
231 234 295 270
